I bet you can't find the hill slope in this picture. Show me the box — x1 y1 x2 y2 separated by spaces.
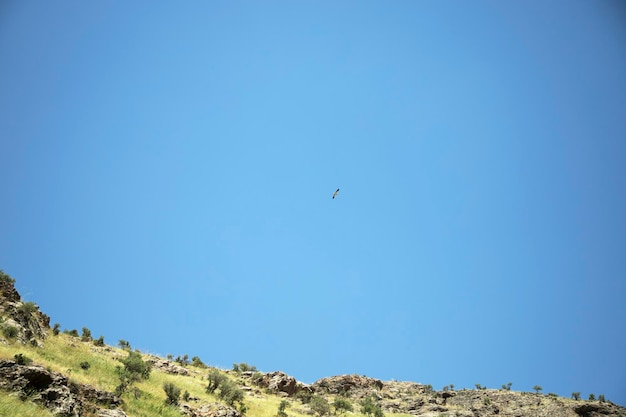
0 270 624 417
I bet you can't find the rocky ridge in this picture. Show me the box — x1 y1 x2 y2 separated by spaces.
1 272 625 417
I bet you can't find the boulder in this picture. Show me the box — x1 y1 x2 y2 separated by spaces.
251 371 306 396
181 402 242 417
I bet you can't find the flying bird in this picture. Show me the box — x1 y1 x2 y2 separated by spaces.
332 188 340 199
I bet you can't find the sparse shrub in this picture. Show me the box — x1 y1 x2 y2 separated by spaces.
18 301 37 315
277 399 291 417
183 390 190 401
502 382 512 391
484 397 491 406
310 395 331 417
114 351 152 395
0 269 16 284
93 335 105 346
233 362 257 373
163 382 181 406
166 354 174 361
443 386 449 392
599 394 606 402
206 368 227 394
548 393 558 398
424 384 433 392
176 354 189 365
589 393 595 401
572 392 581 400
533 385 543 395
449 384 454 391
360 396 383 417
2 325 19 339
296 389 313 404
80 361 91 370
475 384 486 390
14 353 33 365
218 378 244 407
118 339 131 350
65 329 79 337
121 351 151 380
81 327 92 342
333 397 353 415
191 356 207 368
52 323 61 336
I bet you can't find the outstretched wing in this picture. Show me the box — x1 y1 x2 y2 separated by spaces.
332 188 339 199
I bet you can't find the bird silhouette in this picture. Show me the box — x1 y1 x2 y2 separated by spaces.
332 188 339 199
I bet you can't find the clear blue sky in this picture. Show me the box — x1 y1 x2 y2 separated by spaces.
2 0 625 405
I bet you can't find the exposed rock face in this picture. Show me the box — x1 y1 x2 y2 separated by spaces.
146 357 189 376
0 278 50 346
180 402 242 417
0 359 125 417
312 374 383 395
256 371 301 396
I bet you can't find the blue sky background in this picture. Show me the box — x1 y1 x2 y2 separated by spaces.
2 0 626 405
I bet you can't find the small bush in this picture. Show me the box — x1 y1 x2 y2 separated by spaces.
572 392 581 400
333 397 353 415
277 399 291 417
233 362 257 373
533 385 543 395
175 354 189 365
502 382 512 391
359 397 383 417
0 269 16 284
121 351 152 380
483 397 491 406
296 389 313 404
163 382 181 406
183 390 190 401
65 329 79 337
52 323 61 336
2 325 19 339
598 394 606 402
81 327 92 342
310 395 331 417
191 356 207 368
589 394 595 401
18 302 38 315
80 361 91 370
206 368 227 394
93 336 105 346
118 339 131 350
218 378 244 407
14 353 33 365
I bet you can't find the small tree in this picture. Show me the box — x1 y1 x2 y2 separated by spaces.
277 399 291 417
81 327 92 342
598 394 606 402
163 382 181 406
66 329 79 337
588 393 595 401
502 382 512 391
118 340 131 350
449 384 455 391
572 392 581 400
93 336 105 346
333 397 353 415
52 323 61 336
206 368 227 394
310 395 331 417
80 361 91 370
2 325 18 339
533 385 543 395
360 396 383 417
191 356 206 368
218 379 244 407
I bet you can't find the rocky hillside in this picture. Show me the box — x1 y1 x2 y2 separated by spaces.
0 270 624 417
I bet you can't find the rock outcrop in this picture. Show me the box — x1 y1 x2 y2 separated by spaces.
0 359 126 417
311 374 383 396
146 356 189 376
180 402 242 417
0 277 50 346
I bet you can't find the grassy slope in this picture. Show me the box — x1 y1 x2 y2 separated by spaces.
0 333 386 417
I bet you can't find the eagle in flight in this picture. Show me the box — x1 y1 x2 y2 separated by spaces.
332 188 340 199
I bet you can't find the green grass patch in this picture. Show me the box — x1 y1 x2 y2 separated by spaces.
0 392 54 417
